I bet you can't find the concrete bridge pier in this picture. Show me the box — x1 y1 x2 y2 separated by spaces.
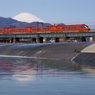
36 37 44 43
15 38 20 43
81 37 86 42
9 38 13 43
77 37 86 42
91 36 95 42
55 37 59 42
13 38 16 43
12 37 20 43
31 38 37 43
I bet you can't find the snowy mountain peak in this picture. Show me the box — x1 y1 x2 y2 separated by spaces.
12 12 44 23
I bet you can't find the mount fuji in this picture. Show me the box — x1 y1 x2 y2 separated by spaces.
0 12 51 28
12 13 44 23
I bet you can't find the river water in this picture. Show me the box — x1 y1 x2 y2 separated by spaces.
0 57 95 95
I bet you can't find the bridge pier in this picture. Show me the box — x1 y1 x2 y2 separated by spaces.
81 37 86 42
13 38 16 43
36 37 43 43
9 38 13 43
16 38 20 43
55 37 59 42
31 38 37 43
91 36 95 42
77 37 86 42
12 38 20 43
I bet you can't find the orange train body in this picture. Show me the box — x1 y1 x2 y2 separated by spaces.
0 24 90 34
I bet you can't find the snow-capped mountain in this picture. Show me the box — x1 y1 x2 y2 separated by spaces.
12 13 44 23
0 16 51 28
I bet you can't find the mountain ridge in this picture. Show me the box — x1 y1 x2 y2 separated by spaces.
0 17 51 28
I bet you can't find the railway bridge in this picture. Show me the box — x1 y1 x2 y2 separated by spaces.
0 30 95 43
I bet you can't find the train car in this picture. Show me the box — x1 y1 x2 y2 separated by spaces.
61 24 90 32
3 27 30 34
29 26 57 33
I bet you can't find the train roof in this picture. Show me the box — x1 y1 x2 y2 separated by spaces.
65 24 87 26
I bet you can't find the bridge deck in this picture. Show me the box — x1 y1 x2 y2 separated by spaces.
0 31 95 38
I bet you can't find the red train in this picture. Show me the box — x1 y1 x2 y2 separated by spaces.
0 24 90 34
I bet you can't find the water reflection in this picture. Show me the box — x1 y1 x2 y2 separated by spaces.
0 60 44 85
0 57 95 77
12 66 36 83
0 57 95 95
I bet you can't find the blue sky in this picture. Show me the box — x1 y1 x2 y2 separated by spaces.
0 0 95 24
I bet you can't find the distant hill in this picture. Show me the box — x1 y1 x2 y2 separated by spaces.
0 17 51 28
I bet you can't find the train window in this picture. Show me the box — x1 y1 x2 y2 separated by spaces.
62 27 64 29
32 28 36 30
80 25 88 28
43 28 46 30
40 28 44 30
32 27 44 30
0 29 6 32
80 26 84 28
43 28 51 30
63 27 65 29
48 28 51 30
72 27 74 29
64 27 67 30
45 28 48 30
84 25 88 28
